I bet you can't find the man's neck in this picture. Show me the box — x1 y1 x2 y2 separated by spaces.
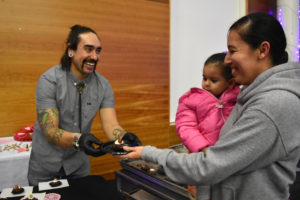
71 67 88 80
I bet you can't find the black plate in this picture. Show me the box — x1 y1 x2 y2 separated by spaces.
102 141 131 155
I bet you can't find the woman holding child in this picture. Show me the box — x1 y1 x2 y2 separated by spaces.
119 13 300 200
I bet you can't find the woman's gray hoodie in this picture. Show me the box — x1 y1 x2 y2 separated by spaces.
142 62 300 200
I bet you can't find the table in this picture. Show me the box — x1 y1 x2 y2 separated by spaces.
0 137 32 191
5 175 123 200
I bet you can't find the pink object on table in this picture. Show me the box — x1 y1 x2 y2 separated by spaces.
17 148 27 153
0 138 14 145
44 193 61 200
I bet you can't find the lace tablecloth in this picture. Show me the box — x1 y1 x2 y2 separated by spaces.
0 137 32 191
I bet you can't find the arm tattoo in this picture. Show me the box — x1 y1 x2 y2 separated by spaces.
37 109 64 145
112 128 126 140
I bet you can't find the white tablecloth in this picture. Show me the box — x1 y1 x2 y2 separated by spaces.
0 137 32 191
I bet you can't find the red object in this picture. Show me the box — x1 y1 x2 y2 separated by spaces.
21 125 34 132
14 125 34 141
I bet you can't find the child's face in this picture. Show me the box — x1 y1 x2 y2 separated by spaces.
202 64 231 97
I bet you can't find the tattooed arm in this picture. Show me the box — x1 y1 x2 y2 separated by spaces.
37 109 78 148
99 108 126 141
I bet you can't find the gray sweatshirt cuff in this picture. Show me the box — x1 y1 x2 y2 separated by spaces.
141 145 158 162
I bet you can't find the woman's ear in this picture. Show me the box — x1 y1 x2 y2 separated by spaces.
258 41 270 59
228 78 236 89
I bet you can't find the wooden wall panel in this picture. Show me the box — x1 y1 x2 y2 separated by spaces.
169 124 182 147
0 0 169 179
247 0 276 16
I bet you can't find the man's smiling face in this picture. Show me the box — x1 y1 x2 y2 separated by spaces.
70 32 102 80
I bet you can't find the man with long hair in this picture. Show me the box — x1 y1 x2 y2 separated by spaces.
28 25 141 186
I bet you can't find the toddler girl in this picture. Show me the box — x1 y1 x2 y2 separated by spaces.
176 52 240 153
175 52 240 200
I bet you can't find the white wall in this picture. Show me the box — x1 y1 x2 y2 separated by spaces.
170 0 246 123
277 0 299 61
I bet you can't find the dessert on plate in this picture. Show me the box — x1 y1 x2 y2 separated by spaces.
111 137 125 151
11 185 24 194
49 178 62 187
23 194 38 200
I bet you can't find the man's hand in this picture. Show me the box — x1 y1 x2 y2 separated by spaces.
78 133 106 157
122 132 142 146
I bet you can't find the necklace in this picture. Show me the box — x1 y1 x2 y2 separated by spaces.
74 81 86 94
74 81 86 132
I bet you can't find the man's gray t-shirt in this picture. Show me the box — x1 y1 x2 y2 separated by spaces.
29 65 114 178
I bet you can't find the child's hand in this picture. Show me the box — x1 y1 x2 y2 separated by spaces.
201 147 207 152
115 146 144 160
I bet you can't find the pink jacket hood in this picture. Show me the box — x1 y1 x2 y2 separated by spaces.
175 85 240 152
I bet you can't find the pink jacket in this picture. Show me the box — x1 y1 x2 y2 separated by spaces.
175 85 240 152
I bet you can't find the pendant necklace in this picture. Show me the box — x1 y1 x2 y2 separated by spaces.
74 81 86 132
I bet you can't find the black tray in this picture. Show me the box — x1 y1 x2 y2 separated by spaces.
119 159 189 198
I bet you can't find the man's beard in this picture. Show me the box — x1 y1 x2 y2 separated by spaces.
81 58 98 72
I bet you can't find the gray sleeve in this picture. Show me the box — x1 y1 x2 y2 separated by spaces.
35 74 57 110
99 79 115 109
142 109 282 185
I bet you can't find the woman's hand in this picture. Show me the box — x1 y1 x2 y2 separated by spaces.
116 146 144 160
